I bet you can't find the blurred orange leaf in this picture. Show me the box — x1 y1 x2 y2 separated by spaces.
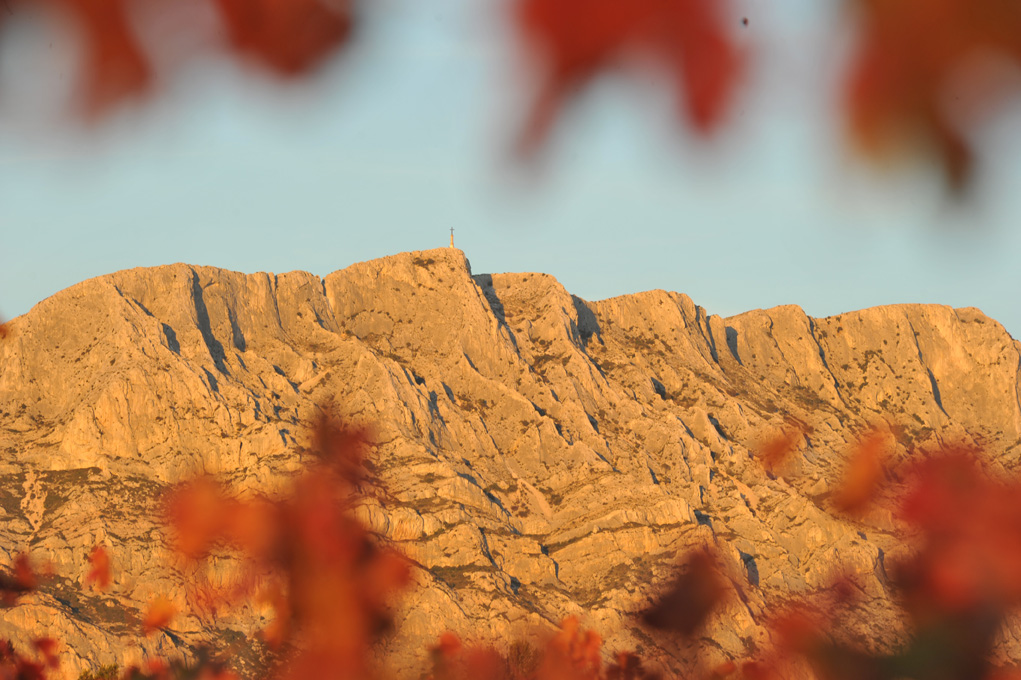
85 545 111 591
897 449 1021 613
144 657 169 678
606 651 660 680
769 604 827 656
845 0 1021 190
425 633 510 680
831 430 889 514
32 638 59 669
143 596 177 633
161 411 410 680
223 497 281 561
739 661 783 680
0 0 356 118
312 412 371 484
536 616 603 680
640 549 726 636
47 0 153 117
213 0 354 75
1 553 37 606
514 0 742 154
708 660 737 678
755 423 805 475
163 477 229 559
12 554 35 591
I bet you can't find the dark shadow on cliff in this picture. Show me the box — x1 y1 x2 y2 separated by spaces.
471 274 518 350
571 296 601 348
725 326 743 365
189 269 229 375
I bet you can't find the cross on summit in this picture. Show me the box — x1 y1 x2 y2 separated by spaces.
449 227 455 248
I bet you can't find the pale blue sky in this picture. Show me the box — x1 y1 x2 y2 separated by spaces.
2 0 1020 336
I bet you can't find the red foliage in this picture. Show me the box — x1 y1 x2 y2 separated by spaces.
0 0 1014 193
746 445 1021 680
606 652 662 680
16 407 1021 680
11 555 35 593
706 661 735 679
534 616 604 680
30 640 59 671
159 412 410 680
425 620 664 680
640 549 727 637
896 448 1021 616
6 0 356 116
85 546 111 591
425 633 509 680
513 0 742 154
830 429 890 515
213 0 354 76
118 654 237 680
40 0 153 118
1 554 36 607
755 422 807 476
142 596 177 634
845 0 1021 189
0 640 48 680
162 477 233 560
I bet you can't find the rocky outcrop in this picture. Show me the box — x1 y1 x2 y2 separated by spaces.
1 248 1019 678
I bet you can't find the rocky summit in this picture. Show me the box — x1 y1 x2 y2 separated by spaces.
2 248 1021 678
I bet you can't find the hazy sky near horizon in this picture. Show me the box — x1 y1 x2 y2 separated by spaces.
2 0 1021 337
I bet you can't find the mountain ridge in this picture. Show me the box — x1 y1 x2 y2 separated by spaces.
2 248 1021 678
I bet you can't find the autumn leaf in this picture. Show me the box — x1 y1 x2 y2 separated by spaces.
198 668 240 680
312 411 371 486
896 448 1021 614
85 545 111 591
163 477 230 559
753 447 1021 680
0 0 356 120
606 651 661 680
708 660 737 678
431 631 462 661
755 422 807 475
739 660 785 680
143 596 177 633
844 0 1021 190
32 638 59 669
12 554 35 591
514 0 742 154
223 496 281 562
425 633 511 680
161 410 410 680
1 553 36 606
769 604 827 656
42 0 153 117
212 0 354 76
830 430 889 514
144 657 170 679
640 549 726 636
536 616 603 680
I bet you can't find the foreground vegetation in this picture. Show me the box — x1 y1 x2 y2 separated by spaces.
2 409 1021 680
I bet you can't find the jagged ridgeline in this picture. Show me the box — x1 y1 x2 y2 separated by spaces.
2 248 1021 678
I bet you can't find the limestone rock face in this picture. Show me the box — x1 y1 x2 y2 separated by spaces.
2 249 1020 678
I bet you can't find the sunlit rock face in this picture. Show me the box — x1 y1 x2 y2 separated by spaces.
2 248 1020 678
